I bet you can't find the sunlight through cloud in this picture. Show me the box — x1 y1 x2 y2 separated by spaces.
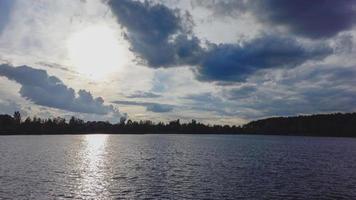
67 24 129 80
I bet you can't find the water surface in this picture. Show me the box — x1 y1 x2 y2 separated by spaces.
1 134 356 199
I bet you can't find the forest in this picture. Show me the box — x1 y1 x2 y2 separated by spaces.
0 111 356 137
0 111 241 135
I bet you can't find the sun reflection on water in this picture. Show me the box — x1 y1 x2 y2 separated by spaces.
86 134 108 154
79 134 110 197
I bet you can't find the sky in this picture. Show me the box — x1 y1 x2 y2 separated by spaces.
0 0 355 125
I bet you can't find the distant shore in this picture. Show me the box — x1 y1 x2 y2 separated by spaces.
1 112 356 137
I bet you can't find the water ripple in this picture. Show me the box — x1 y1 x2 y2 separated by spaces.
1 135 356 199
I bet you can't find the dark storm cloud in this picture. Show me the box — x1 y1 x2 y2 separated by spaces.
108 0 333 83
108 0 203 67
126 91 161 98
112 100 174 113
0 0 14 34
195 0 356 39
0 64 121 115
254 0 356 39
195 35 332 82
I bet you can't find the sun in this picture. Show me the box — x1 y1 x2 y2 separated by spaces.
67 24 128 80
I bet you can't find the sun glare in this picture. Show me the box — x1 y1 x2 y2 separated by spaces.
67 25 128 80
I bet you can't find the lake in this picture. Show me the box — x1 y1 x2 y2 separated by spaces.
1 134 356 199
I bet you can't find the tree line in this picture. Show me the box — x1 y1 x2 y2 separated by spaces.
242 112 356 137
0 111 356 137
0 111 241 135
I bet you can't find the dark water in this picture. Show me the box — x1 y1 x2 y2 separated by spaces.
1 134 356 199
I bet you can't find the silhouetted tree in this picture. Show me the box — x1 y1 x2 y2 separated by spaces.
13 111 21 124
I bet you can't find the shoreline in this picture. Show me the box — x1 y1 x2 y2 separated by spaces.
1 132 356 139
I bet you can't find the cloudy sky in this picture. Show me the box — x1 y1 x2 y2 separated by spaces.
0 0 355 125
